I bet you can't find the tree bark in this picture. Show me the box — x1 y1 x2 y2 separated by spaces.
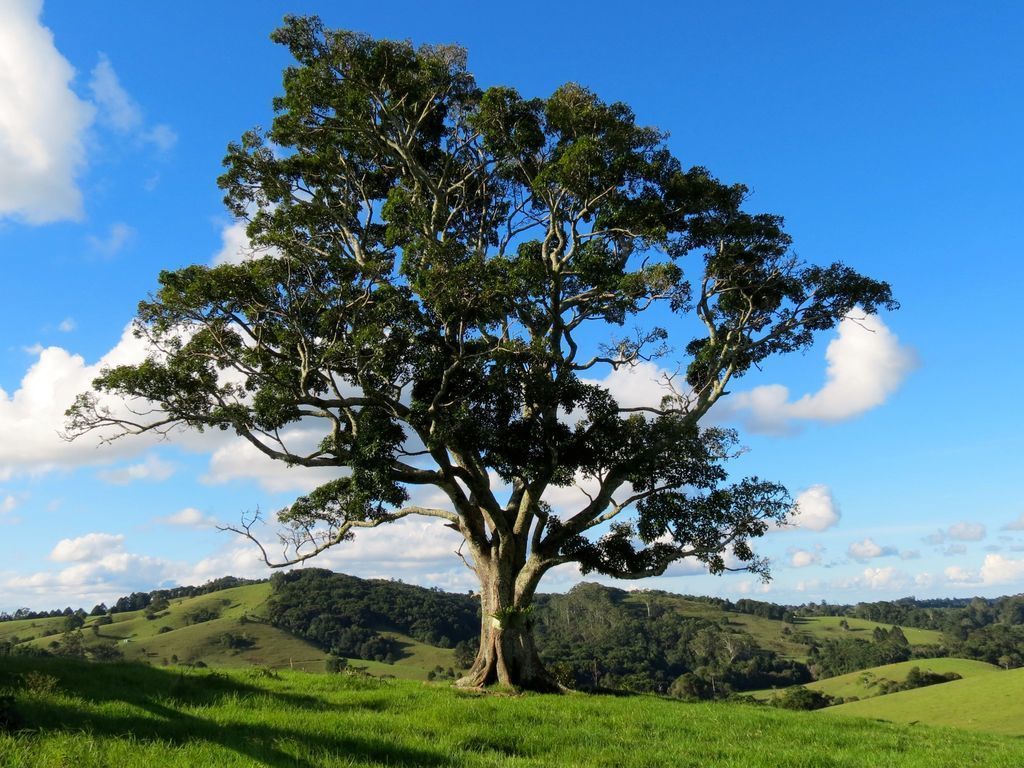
455 557 560 692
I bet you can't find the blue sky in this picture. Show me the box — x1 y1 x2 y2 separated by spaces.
1 0 1022 612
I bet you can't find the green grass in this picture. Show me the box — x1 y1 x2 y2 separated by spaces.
791 616 942 647
2 584 463 681
621 593 812 660
749 658 999 702
822 667 1024 736
6 584 333 673
2 655 1023 767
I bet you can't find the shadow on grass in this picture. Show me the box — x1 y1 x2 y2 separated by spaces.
1 655 448 767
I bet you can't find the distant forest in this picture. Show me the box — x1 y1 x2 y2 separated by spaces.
4 570 1023 697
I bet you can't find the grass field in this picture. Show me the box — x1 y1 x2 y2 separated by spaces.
749 658 999 702
621 592 811 660
822 667 1024 736
619 592 943 663
0 583 465 681
2 655 1023 767
2 583 334 673
791 616 942 647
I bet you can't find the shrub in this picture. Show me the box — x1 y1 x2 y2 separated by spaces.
19 672 61 696
325 656 348 674
772 686 833 711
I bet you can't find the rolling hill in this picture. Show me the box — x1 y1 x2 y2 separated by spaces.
0 581 463 679
821 666 1024 736
748 657 999 701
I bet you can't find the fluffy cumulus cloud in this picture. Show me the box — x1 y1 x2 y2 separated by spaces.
789 547 822 568
211 221 256 266
581 361 679 413
728 580 770 596
0 0 94 223
943 565 981 586
728 314 916 434
940 555 1024 588
844 566 910 591
0 325 230 480
202 429 344 493
0 326 145 478
778 484 841 532
979 554 1024 586
847 537 899 562
50 532 125 563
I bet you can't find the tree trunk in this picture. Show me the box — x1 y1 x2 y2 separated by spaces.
455 557 560 692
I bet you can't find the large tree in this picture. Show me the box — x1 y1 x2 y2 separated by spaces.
67 17 895 690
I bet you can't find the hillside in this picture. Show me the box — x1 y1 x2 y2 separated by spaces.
749 658 999 701
821 667 1024 736
1 584 331 673
789 616 941 647
0 574 951 693
3 655 1024 767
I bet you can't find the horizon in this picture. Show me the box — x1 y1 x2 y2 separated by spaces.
1 1 1023 612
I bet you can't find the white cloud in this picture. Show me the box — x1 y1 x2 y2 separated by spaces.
89 54 142 132
853 566 908 591
202 429 343 493
142 124 177 153
0 324 225 480
779 484 841 532
96 454 176 485
87 222 135 257
848 537 898 561
728 314 915 434
0 0 94 223
1 494 18 514
790 548 821 568
5 551 179 609
914 572 935 588
1002 513 1024 532
50 532 125 563
794 578 824 592
733 579 772 595
948 521 986 542
58 318 76 333
979 554 1024 586
541 472 605 514
211 221 255 266
581 361 679 413
89 54 176 152
156 507 218 529
943 565 981 586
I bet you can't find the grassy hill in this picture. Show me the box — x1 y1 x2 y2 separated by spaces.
614 591 941 663
2 655 1024 767
3 583 332 671
748 657 999 701
821 667 1024 736
0 582 464 680
791 616 941 647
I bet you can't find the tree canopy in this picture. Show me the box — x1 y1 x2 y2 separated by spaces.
67 16 896 689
